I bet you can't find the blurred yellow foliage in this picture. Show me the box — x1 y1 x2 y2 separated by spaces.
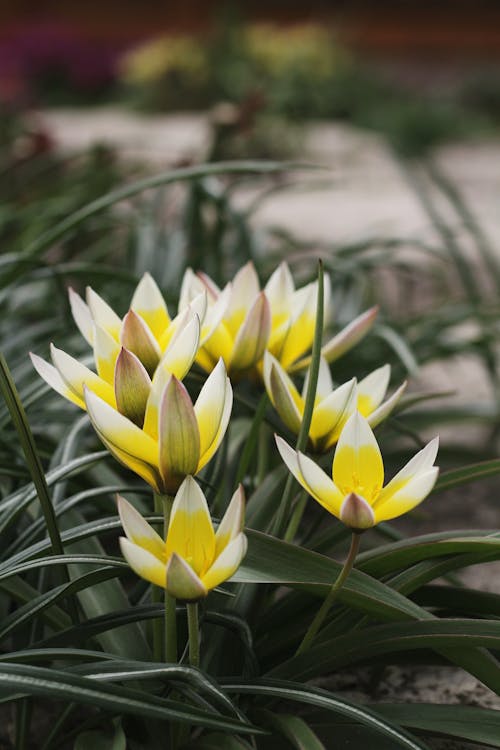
119 36 208 86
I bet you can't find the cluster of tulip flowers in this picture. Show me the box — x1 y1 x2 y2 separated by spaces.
31 261 439 663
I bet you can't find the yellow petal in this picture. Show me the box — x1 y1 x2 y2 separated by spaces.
215 484 245 557
85 387 159 468
200 285 231 346
230 292 271 371
199 322 233 371
93 325 121 384
265 261 294 327
86 287 122 341
69 287 94 345
275 435 343 516
131 272 170 341
114 348 151 426
278 283 317 370
120 537 166 588
225 262 260 335
166 553 207 601
95 427 162 492
202 534 247 592
117 495 165 560
195 359 233 471
309 378 356 445
158 377 200 493
51 344 116 407
357 364 390 416
367 381 407 430
120 310 161 376
159 312 200 379
374 468 439 523
374 437 439 510
166 476 215 577
30 353 85 409
333 412 384 504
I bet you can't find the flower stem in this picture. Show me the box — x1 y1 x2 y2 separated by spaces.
152 493 164 661
296 532 361 655
187 603 200 668
274 261 324 537
162 494 177 664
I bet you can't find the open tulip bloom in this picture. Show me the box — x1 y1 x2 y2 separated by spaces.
82 358 232 494
30 272 225 413
264 353 407 452
276 411 439 530
118 477 247 601
179 261 378 376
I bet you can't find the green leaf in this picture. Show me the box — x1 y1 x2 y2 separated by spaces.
269 618 500 681
434 458 500 492
74 720 126 750
0 663 257 734
223 679 431 750
376 703 500 748
255 710 326 750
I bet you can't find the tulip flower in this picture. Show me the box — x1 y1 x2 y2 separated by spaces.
30 273 217 412
276 411 438 530
179 261 378 376
82 358 232 494
118 476 247 601
264 353 406 452
179 263 271 376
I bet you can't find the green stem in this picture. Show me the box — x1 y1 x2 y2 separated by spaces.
152 493 164 661
274 261 324 537
187 603 200 668
296 532 361 655
284 493 308 543
161 494 178 664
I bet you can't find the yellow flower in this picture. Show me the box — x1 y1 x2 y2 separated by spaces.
276 412 439 530
180 263 271 377
83 359 232 494
29 273 224 414
118 476 247 601
179 261 378 376
264 353 406 452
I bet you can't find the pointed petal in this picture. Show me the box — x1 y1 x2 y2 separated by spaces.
309 378 356 444
357 364 391 416
120 310 161 376
86 287 122 341
230 292 271 371
166 476 215 577
94 426 162 492
195 360 233 470
302 356 333 401
160 313 200 380
143 364 169 441
30 353 85 409
202 534 247 592
114 348 151 426
374 467 439 523
131 273 170 340
215 484 245 556
85 387 159 468
120 537 166 588
225 262 261 335
275 435 343 516
179 268 213 311
333 412 384 503
93 325 121 384
278 282 317 370
340 492 375 530
117 495 165 560
265 261 294 324
69 288 94 345
266 358 303 435
320 306 379 364
375 437 439 508
166 553 207 601
199 321 234 371
200 285 230 346
158 376 200 493
51 344 116 406
367 381 407 430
